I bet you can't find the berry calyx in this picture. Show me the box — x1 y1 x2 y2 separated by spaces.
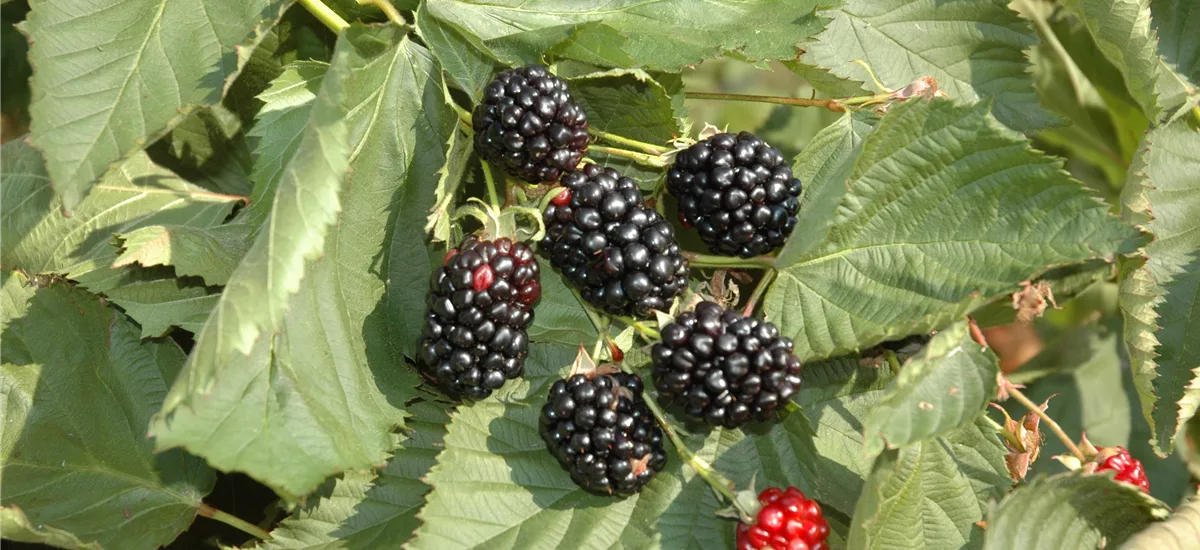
419 236 540 399
539 371 668 496
651 301 801 427
667 131 802 257
736 487 829 550
473 65 589 184
1096 446 1150 493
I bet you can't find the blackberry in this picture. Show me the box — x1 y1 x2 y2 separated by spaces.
419 236 540 399
1095 446 1150 493
651 301 801 428
473 65 589 184
667 132 802 257
539 371 668 496
541 164 690 317
736 487 830 550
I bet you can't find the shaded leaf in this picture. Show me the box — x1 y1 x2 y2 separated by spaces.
103 277 219 338
0 272 214 550
0 139 238 293
413 3 495 101
764 99 1140 362
984 473 1169 549
150 105 254 197
1 506 102 550
1120 497 1200 549
1150 0 1200 87
1119 118 1200 455
848 418 1010 550
1063 0 1163 120
113 223 252 286
526 258 599 349
804 0 1059 132
863 322 999 457
21 0 290 208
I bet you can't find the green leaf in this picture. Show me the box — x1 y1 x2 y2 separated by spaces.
1 506 102 550
804 0 1060 132
848 418 1009 550
863 322 999 457
258 401 452 549
526 258 599 349
984 473 1169 549
1063 0 1163 120
1121 497 1200 549
1151 0 1200 88
1 272 215 550
103 277 219 338
426 126 472 243
1 1 31 119
1119 118 1200 456
151 26 457 500
420 0 830 75
150 105 254 197
113 224 252 286
21 0 290 209
414 3 495 101
0 139 238 292
764 99 1141 362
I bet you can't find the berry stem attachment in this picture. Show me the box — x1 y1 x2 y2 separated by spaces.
297 0 350 33
448 101 474 129
684 251 776 270
197 503 271 541
617 315 661 341
741 270 776 317
685 91 847 112
590 145 669 168
590 128 666 155
1002 377 1086 462
480 160 502 211
638 388 753 522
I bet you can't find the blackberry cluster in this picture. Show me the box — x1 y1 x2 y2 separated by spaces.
542 164 690 317
651 302 801 428
737 487 830 550
667 132 802 257
473 65 589 184
419 236 540 399
539 372 668 496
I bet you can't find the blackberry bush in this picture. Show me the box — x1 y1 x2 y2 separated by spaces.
418 235 540 399
539 371 668 496
651 301 801 428
667 132 801 257
473 65 590 184
542 164 690 317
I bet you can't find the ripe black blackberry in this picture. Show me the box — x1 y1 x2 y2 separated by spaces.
541 164 689 317
651 301 801 428
667 132 802 257
419 236 541 399
539 371 668 496
473 65 589 184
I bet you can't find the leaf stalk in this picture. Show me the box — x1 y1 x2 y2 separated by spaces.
684 251 776 270
590 145 669 168
196 503 271 541
297 0 350 33
741 270 776 317
590 128 666 155
1002 378 1086 462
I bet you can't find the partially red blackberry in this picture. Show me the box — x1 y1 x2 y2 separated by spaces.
651 302 801 428
542 164 690 317
419 236 540 399
1096 446 1150 493
539 371 668 496
736 487 830 550
667 132 802 257
473 65 589 184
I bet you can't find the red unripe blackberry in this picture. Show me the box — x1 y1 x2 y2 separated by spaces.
419 236 540 399
737 487 830 550
539 372 668 496
541 164 690 317
474 65 589 184
667 131 801 257
651 302 801 428
1096 446 1150 493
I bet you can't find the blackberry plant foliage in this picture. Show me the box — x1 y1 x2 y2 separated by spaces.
2 1 1192 549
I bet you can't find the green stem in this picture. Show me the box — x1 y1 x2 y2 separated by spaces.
884 349 902 375
590 145 669 168
480 161 501 211
590 128 666 155
357 0 408 25
684 251 775 270
450 101 473 129
617 315 661 341
298 0 350 33
1003 379 1086 462
1191 105 1200 128
685 91 847 112
741 270 775 317
197 504 271 541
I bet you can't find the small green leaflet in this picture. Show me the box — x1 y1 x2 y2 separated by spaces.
1 272 214 550
1119 118 1200 456
1063 0 1164 120
21 0 290 209
103 277 219 338
804 0 1060 132
764 98 1141 362
984 473 1169 549
113 224 252 286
